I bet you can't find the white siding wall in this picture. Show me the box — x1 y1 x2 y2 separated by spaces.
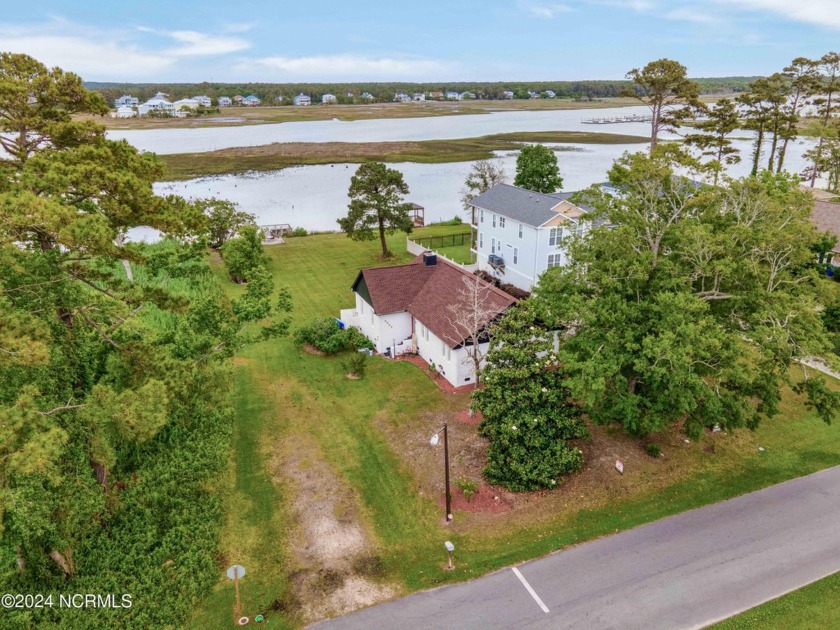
415 320 490 387
354 294 413 355
474 209 541 291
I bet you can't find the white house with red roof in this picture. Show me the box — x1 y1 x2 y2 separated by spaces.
340 253 516 387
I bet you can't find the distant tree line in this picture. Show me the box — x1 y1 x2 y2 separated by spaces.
86 77 759 106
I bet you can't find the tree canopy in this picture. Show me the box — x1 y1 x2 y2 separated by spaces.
534 152 840 438
624 58 703 151
513 144 563 193
0 54 291 613
337 161 413 257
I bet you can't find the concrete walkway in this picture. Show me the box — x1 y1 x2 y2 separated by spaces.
312 466 840 629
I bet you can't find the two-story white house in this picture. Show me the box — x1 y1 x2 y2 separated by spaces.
114 95 139 108
293 93 312 106
192 95 212 107
218 96 233 107
469 183 593 291
339 253 516 388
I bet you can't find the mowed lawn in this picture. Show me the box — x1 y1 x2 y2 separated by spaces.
191 231 840 628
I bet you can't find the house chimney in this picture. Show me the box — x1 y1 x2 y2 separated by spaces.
423 252 437 266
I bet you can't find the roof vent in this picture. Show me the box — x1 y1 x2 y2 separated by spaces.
423 252 437 266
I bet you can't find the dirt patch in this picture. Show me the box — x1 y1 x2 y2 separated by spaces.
302 343 326 356
269 430 397 623
455 408 482 425
346 373 361 380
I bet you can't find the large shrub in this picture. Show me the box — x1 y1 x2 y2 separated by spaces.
472 303 586 491
294 318 372 354
221 225 268 283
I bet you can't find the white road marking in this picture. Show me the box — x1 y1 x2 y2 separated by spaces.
511 566 550 614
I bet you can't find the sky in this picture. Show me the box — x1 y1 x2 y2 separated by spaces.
1 0 838 83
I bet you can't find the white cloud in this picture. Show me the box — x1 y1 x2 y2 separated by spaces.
664 7 719 24
0 22 176 79
587 0 654 11
137 26 250 56
715 0 840 30
525 2 574 18
248 54 456 81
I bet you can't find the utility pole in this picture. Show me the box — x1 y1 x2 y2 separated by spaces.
444 422 452 522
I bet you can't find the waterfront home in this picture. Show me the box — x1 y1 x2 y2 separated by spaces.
394 92 412 103
360 92 375 101
275 95 285 103
114 95 139 108
413 92 426 101
445 91 459 100
293 93 312 106
502 90 515 99
233 95 244 104
173 98 199 110
429 91 444 99
340 253 515 387
218 96 232 106
114 106 136 118
137 98 175 116
459 91 476 100
322 93 337 104
543 89 556 98
243 95 261 106
468 183 594 291
192 95 212 107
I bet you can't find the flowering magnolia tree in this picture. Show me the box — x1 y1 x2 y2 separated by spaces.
471 303 587 491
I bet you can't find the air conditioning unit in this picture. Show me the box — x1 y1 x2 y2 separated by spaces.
488 254 505 266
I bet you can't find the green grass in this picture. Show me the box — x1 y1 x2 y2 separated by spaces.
711 571 840 629
411 222 474 264
192 230 840 626
160 130 649 180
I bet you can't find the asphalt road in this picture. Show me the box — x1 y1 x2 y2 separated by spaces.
311 466 840 629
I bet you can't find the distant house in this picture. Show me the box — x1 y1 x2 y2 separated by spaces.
528 90 540 99
502 90 515 99
429 91 444 99
137 98 175 116
542 90 556 98
114 106 136 118
218 96 232 107
360 92 375 101
274 95 284 103
192 95 212 107
233 95 244 104
346 91 355 98
412 92 426 102
468 183 596 291
173 98 199 110
293 93 312 106
153 91 169 100
459 91 476 100
444 91 459 100
394 92 411 103
339 253 516 387
242 95 261 106
321 93 337 104
114 95 139 108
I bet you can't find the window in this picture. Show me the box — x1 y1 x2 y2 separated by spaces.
492 214 496 228
519 223 523 238
480 209 484 223
441 340 446 355
479 232 483 248
549 227 563 247
513 247 518 264
491 237 496 254
547 253 563 268
499 217 506 228
446 346 452 361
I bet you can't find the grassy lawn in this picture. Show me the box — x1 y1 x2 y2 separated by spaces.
711 571 840 629
192 231 840 627
411 222 474 264
160 130 649 180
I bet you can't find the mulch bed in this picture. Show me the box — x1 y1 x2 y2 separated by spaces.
437 482 512 514
394 355 477 395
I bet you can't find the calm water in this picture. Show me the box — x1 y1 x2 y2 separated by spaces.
111 105 655 154
130 135 813 241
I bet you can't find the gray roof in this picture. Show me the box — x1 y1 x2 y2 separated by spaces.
470 184 571 227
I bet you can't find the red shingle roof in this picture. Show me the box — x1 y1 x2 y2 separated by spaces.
811 200 840 253
355 255 516 347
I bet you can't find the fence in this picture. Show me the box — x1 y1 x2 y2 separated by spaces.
412 231 472 250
